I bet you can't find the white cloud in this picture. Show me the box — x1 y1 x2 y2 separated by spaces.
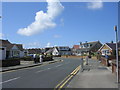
46 42 51 47
0 33 4 39
87 0 103 10
17 0 64 36
54 34 61 38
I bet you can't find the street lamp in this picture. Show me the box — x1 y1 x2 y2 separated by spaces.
85 41 88 65
114 25 119 83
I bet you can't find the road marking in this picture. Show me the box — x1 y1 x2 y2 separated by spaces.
36 70 46 73
54 66 80 90
0 77 20 84
36 68 52 73
47 68 51 69
59 67 80 89
1 60 63 74
55 64 62 67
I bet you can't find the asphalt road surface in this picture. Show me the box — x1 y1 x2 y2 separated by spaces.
1 57 82 88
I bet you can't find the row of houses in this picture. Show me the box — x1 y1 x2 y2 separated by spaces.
0 39 120 60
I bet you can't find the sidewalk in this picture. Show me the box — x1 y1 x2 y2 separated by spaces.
0 59 62 72
67 59 118 88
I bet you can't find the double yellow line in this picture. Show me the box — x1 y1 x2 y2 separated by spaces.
54 66 80 90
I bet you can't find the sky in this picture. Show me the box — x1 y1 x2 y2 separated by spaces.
1 0 119 48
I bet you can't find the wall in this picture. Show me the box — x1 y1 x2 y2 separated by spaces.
112 61 120 82
20 51 25 57
0 47 6 60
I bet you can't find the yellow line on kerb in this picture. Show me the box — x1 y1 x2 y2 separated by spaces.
58 66 80 90
54 66 78 89
54 66 80 90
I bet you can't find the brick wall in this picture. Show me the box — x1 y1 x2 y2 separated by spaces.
100 57 108 66
112 61 120 82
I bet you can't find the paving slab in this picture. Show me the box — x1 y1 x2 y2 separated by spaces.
67 59 118 88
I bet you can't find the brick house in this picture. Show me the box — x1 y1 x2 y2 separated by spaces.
73 41 102 56
98 42 120 56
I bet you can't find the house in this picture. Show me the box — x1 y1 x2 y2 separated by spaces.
0 39 24 60
26 48 42 56
0 47 6 60
72 45 79 55
45 48 54 55
45 46 72 56
53 46 72 56
73 41 102 56
98 42 120 56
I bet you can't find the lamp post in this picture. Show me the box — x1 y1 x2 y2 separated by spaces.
114 25 119 83
85 41 88 65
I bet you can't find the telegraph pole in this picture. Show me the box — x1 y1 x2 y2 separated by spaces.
114 25 119 83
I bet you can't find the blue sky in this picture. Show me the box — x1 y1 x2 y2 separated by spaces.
2 1 119 48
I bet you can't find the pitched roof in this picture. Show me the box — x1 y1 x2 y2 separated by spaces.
0 39 24 51
73 45 79 49
15 44 24 51
27 48 41 54
55 46 71 51
45 48 53 54
106 42 120 50
78 41 102 52
0 39 12 50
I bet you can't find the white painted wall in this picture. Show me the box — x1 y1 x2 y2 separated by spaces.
0 47 6 60
10 45 24 58
52 48 59 55
20 51 25 57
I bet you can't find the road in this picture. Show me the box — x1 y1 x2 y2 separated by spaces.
1 57 82 88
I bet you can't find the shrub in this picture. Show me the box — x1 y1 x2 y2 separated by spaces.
0 58 20 67
20 56 33 61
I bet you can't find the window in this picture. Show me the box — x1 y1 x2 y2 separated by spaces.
12 50 20 57
102 49 110 55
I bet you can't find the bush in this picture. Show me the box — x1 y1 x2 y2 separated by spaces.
20 56 33 61
43 56 53 62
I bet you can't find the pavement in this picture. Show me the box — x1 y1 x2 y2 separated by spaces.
0 58 62 72
67 59 119 88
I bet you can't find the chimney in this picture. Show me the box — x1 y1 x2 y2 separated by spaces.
111 40 114 43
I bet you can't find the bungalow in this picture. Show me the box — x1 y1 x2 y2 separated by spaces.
73 41 102 56
98 42 120 56
0 39 24 60
53 46 72 56
0 47 6 60
45 46 72 56
26 48 42 56
72 45 79 55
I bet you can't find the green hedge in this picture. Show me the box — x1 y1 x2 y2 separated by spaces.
43 56 53 62
20 56 33 61
0 58 20 67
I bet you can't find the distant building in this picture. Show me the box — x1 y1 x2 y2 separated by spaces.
26 48 42 56
98 42 120 56
73 41 102 56
72 45 80 55
0 39 24 60
45 46 72 56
